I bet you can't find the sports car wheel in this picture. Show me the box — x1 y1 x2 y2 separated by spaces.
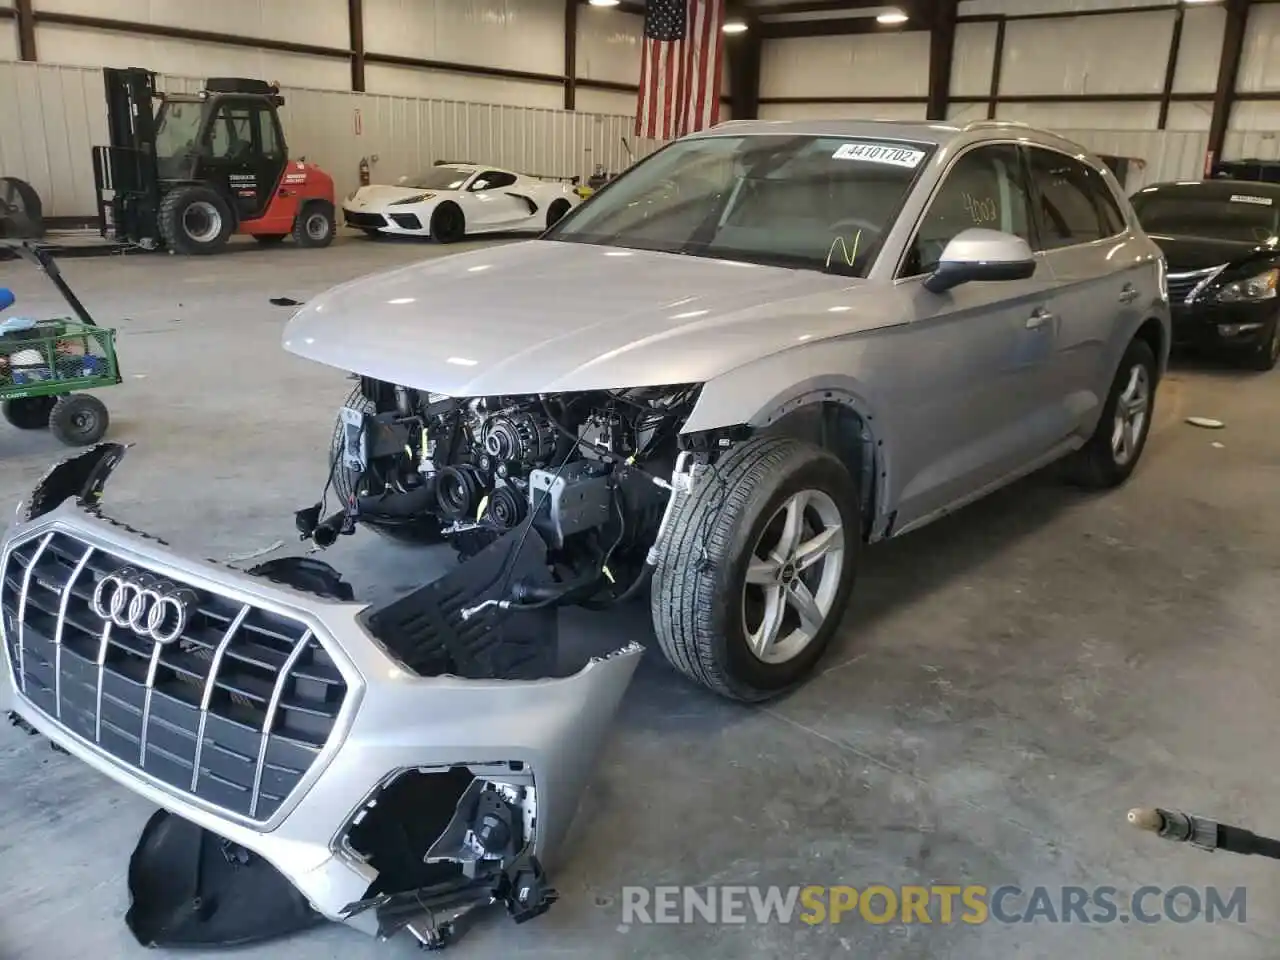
430 203 465 243
546 199 571 229
651 436 860 702
1065 337 1157 489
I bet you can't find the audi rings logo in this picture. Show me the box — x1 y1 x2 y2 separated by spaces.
91 567 199 645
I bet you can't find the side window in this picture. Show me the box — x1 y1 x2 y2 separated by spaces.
254 106 282 159
208 106 253 161
470 171 517 191
1028 148 1119 249
901 144 1031 278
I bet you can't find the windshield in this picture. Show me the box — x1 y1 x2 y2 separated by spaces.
154 100 204 159
544 134 933 275
402 168 473 191
1132 188 1280 245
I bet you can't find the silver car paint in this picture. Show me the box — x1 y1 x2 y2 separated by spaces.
0 499 641 930
286 119 1169 540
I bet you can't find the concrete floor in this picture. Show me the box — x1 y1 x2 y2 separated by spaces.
1 236 1279 959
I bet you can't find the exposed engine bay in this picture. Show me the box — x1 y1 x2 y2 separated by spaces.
297 377 703 618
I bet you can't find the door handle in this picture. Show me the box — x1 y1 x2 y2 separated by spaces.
1026 308 1054 330
1119 284 1140 303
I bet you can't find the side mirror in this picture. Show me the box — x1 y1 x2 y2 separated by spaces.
923 228 1036 294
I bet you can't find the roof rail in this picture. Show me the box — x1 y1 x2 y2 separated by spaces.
960 119 1036 132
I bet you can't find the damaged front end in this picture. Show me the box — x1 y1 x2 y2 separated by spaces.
1 444 642 950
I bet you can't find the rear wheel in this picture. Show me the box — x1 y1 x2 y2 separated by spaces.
546 199 571 229
1065 338 1157 489
294 201 335 248
49 393 109 446
1245 317 1280 371
254 233 288 245
651 436 860 702
2 395 55 430
430 203 465 243
158 186 234 255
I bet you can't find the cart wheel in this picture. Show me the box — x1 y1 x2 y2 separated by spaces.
49 394 109 446
3 395 56 430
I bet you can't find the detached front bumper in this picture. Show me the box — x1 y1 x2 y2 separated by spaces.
1 454 641 947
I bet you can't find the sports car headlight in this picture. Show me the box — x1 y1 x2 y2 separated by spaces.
1215 268 1278 303
391 193 434 205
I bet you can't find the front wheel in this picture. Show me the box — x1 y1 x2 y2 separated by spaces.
651 436 860 702
49 393 109 446
158 186 234 255
1065 338 1157 489
430 203 465 243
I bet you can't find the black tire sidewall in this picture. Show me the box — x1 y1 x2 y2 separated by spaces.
161 187 234 255
701 450 860 698
2 395 56 430
49 394 108 446
431 203 464 243
294 201 335 248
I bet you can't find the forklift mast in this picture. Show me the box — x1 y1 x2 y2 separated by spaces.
94 67 163 248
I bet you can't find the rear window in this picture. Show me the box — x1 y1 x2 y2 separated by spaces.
1131 188 1280 245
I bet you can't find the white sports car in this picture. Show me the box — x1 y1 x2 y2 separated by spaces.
342 163 582 242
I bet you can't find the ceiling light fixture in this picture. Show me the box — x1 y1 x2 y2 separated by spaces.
588 0 620 6
722 20 748 33
877 9 909 23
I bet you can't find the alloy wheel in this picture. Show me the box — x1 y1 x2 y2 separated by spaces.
1111 363 1150 466
741 489 845 665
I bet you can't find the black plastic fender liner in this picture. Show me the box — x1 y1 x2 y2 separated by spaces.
24 441 129 521
126 809 322 949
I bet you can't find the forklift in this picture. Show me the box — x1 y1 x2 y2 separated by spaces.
94 68 336 255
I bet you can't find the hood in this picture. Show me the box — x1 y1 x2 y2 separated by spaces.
282 241 884 396
346 184 449 206
1150 233 1277 272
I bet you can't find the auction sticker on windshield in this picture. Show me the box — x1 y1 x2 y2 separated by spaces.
832 142 926 168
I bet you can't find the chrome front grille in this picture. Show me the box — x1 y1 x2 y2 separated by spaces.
1167 267 1218 305
3 531 347 821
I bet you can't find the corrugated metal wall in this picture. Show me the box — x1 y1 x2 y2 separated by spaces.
0 61 661 217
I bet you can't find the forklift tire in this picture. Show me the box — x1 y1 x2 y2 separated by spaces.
159 186 234 255
254 234 288 245
2 395 56 430
294 201 335 249
49 394 109 447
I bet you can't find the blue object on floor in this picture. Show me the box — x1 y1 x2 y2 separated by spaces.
0 288 13 313
0 315 38 333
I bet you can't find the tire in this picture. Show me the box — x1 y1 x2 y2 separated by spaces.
254 233 288 245
430 202 466 243
158 186 234 255
48 393 109 447
294 201 335 249
2 395 56 430
1065 338 1158 489
651 436 860 702
1245 317 1280 371
546 199 571 229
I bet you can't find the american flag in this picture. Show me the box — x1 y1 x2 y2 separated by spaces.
635 0 726 141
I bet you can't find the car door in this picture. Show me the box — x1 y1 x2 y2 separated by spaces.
889 142 1062 531
466 171 532 229
1025 146 1145 440
199 99 279 219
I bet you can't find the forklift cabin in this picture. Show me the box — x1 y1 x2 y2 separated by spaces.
94 68 335 254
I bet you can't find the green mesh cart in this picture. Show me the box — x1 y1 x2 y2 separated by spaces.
0 241 122 446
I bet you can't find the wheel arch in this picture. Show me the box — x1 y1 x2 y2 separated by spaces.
685 374 891 542
1133 315 1168 378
